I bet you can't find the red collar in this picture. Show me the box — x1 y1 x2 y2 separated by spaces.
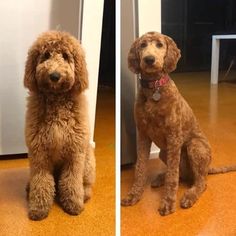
139 75 170 89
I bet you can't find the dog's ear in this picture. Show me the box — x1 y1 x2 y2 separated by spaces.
73 42 89 92
24 46 39 92
128 38 141 74
163 36 181 73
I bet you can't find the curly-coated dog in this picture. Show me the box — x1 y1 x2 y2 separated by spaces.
24 31 95 220
121 31 236 216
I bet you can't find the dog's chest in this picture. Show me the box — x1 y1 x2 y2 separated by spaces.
136 100 168 148
42 103 77 157
137 99 166 125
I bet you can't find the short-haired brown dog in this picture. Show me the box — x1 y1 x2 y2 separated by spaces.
24 31 95 220
121 32 236 216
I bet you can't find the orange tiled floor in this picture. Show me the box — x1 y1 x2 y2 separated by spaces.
0 88 115 236
121 72 236 236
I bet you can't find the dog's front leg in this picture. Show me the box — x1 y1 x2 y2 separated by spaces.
58 152 85 215
28 155 55 221
121 131 151 206
158 140 181 216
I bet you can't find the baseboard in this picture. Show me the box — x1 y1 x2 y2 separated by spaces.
149 150 160 159
90 140 96 149
149 143 160 159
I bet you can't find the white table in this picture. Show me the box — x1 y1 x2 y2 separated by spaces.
211 34 236 84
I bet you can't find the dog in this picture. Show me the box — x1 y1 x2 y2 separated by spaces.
24 31 95 220
121 31 236 216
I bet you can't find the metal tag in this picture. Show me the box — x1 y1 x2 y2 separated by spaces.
152 90 161 101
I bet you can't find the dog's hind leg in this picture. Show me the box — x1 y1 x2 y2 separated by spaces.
180 138 211 209
151 148 193 188
151 172 165 188
83 145 96 202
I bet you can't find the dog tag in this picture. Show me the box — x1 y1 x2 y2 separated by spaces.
152 90 161 101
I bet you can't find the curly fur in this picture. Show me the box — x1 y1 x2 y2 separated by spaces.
24 31 95 220
121 32 236 216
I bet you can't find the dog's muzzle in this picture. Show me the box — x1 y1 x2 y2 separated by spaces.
143 56 155 65
50 72 61 82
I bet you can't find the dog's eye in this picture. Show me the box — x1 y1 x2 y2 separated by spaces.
140 42 147 48
43 51 50 60
62 52 69 61
156 42 163 48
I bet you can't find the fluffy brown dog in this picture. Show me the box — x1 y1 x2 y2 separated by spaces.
24 31 95 220
121 32 236 216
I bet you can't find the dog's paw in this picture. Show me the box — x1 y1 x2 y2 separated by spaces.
25 183 30 200
121 193 141 206
84 194 91 203
28 209 49 221
84 186 92 202
151 174 165 188
158 198 176 216
61 199 84 216
180 192 197 209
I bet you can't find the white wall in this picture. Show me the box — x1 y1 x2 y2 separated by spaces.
82 0 104 144
138 0 162 158
0 0 103 154
138 0 162 35
0 0 58 154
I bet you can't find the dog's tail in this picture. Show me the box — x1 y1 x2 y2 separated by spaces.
208 165 236 174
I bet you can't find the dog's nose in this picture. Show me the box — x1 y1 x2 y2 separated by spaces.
50 72 61 82
144 56 155 65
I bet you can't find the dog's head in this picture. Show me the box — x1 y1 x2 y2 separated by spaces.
24 31 88 94
128 32 181 75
